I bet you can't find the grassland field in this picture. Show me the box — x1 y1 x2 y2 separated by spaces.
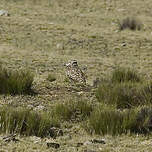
1 0 152 151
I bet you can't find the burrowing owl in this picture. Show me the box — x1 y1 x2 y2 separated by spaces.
65 60 86 85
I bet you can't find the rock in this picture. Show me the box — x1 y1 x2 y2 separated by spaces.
76 142 83 147
91 139 106 144
49 127 63 138
0 10 9 16
84 141 92 146
47 142 60 149
121 42 126 47
56 43 64 50
92 77 101 88
77 91 84 96
84 150 96 152
2 134 19 142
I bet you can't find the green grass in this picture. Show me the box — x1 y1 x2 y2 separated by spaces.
86 106 152 135
52 100 93 121
111 67 141 83
0 66 34 95
96 68 152 109
0 106 60 137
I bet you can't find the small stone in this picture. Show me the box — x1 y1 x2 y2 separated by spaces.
121 42 126 47
3 134 19 142
77 142 83 147
47 142 60 149
77 91 84 95
84 141 92 146
0 10 9 16
84 150 96 152
49 127 63 138
91 139 106 144
56 43 64 50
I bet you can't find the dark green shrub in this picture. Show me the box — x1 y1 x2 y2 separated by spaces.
119 17 142 31
96 82 141 109
87 106 137 135
131 107 152 134
0 66 34 95
0 106 59 137
97 81 152 109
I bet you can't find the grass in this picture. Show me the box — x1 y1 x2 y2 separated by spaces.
47 73 56 82
0 106 60 137
0 66 34 95
96 68 152 109
87 106 152 135
111 67 141 83
52 100 93 121
0 0 152 151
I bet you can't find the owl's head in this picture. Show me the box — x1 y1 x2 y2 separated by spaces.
65 60 78 68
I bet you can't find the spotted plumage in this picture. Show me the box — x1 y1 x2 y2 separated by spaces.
65 60 86 85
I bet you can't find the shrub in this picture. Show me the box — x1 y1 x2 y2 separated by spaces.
0 66 34 95
119 17 142 31
47 73 56 82
95 68 152 109
86 106 152 135
0 106 60 137
132 107 152 134
97 81 152 109
111 68 141 83
96 82 140 109
53 100 93 121
86 106 137 135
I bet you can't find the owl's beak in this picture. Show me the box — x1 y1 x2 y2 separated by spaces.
64 63 70 67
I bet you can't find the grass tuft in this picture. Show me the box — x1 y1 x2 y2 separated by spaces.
0 106 60 137
0 66 34 95
111 67 141 83
96 67 152 109
119 17 142 31
53 100 93 121
86 106 152 135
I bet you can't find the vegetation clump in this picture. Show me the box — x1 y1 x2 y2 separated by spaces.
111 67 141 83
0 107 59 137
52 100 93 121
0 66 34 95
87 106 152 135
96 67 152 109
119 17 142 31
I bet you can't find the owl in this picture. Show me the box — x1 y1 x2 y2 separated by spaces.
65 60 86 85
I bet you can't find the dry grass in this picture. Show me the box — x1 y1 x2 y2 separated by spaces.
0 0 152 151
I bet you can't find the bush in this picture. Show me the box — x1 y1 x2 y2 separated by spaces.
53 100 93 121
86 106 137 135
0 66 34 95
86 106 152 135
132 107 152 134
111 68 141 83
95 68 152 109
47 73 56 82
96 82 140 109
119 17 142 31
0 106 60 137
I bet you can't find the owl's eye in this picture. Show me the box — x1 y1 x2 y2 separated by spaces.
72 61 78 66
